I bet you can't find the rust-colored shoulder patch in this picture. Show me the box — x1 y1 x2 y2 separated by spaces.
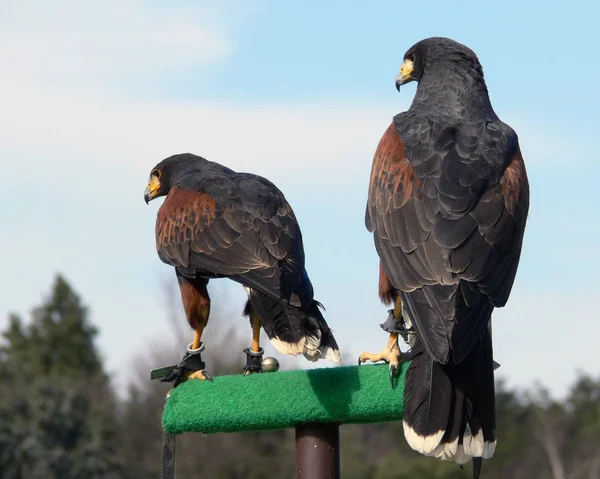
370 123 419 211
159 187 217 220
500 149 529 214
156 187 219 249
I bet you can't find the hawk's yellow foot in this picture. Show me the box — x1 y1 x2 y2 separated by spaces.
186 369 212 381
358 333 402 387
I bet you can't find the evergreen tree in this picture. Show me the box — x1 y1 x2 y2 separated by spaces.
0 274 127 479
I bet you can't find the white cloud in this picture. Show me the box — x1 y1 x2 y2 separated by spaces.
0 87 397 180
0 0 250 91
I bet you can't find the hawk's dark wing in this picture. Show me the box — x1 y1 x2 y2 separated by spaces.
156 175 313 308
366 118 529 363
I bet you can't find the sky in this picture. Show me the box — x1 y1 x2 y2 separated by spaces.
1 0 599 398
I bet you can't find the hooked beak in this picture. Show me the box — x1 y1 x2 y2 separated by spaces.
144 176 161 204
395 59 414 91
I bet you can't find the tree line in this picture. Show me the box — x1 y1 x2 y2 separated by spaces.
1 275 598 478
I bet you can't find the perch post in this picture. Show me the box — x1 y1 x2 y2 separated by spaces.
158 363 408 478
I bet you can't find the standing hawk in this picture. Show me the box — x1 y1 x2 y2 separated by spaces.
359 37 529 474
145 153 340 380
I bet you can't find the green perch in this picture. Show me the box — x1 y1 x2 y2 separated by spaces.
162 363 408 435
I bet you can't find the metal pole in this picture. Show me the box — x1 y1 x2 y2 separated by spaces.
295 422 340 479
161 431 176 479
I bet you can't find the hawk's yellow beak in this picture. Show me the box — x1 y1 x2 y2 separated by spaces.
395 59 414 91
144 175 161 204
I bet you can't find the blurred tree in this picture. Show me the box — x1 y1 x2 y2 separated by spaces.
3 275 600 478
566 374 600 477
0 274 126 479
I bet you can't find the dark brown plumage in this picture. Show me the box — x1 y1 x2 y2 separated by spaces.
145 153 340 380
360 37 529 474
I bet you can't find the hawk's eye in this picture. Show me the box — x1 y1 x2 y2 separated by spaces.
152 169 161 179
406 53 415 63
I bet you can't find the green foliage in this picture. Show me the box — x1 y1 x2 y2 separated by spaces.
0 275 126 479
2 274 600 478
1 275 102 379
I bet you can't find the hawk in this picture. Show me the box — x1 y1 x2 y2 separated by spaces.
144 153 340 380
359 37 529 474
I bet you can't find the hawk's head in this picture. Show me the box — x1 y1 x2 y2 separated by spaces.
144 153 206 204
395 37 484 91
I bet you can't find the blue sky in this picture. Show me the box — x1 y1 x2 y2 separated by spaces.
1 0 599 397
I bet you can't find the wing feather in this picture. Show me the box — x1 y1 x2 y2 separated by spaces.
368 120 529 362
156 183 311 306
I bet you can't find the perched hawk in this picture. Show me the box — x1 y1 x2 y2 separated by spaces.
144 154 340 380
359 38 529 475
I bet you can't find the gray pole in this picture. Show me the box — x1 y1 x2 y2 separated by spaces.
161 431 176 479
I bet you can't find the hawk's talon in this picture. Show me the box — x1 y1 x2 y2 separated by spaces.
390 363 399 388
359 335 402 389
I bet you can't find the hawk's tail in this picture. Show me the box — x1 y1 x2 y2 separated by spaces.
244 290 341 363
402 327 496 468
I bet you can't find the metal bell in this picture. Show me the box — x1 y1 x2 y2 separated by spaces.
261 356 280 373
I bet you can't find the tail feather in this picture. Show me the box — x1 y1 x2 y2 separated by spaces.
402 327 496 465
467 324 497 459
244 289 340 363
430 370 468 462
310 302 341 363
403 343 451 455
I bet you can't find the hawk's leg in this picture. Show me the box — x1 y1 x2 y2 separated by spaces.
358 296 407 387
177 272 212 381
243 306 264 375
186 332 211 381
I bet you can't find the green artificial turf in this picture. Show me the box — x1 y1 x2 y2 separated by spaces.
162 363 408 435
